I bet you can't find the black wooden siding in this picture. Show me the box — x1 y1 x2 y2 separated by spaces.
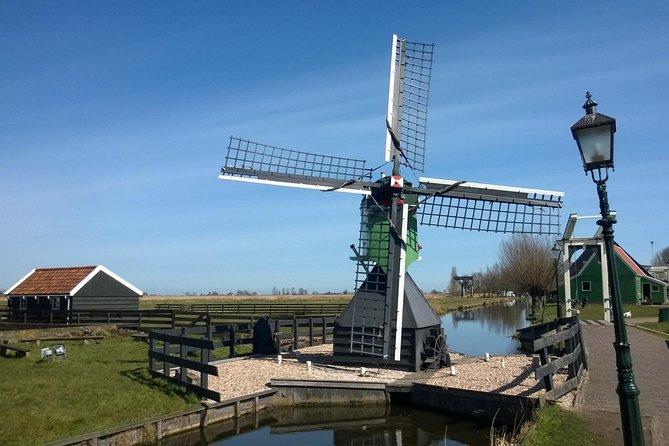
71 271 140 311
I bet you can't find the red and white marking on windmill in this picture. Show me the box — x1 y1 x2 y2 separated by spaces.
391 175 404 189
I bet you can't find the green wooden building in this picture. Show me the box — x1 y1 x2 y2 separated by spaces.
561 243 668 305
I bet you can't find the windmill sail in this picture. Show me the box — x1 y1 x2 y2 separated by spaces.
413 177 563 235
220 137 375 195
385 35 434 173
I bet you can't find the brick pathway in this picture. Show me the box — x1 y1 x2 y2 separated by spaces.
578 325 668 445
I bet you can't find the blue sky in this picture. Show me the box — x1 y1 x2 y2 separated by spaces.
1 1 668 294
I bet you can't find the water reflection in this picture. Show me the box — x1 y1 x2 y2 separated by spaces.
441 299 530 356
161 405 490 446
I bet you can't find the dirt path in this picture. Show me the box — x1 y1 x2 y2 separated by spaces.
578 325 669 445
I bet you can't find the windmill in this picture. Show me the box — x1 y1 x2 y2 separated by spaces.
219 34 564 371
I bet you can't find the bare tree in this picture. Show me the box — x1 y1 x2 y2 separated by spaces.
499 235 554 318
447 266 459 296
652 245 669 266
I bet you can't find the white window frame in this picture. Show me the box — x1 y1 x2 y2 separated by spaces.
50 296 60 310
581 281 592 292
19 296 27 310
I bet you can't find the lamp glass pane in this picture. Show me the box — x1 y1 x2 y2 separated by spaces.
576 124 613 166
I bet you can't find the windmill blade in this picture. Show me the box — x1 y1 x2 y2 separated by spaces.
220 137 376 195
413 177 563 235
384 35 434 173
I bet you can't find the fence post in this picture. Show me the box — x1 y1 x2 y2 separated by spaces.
538 347 554 391
321 316 327 343
23 312 27 324
309 318 314 346
49 312 53 325
163 339 170 376
179 328 187 382
201 342 210 389
106 312 110 325
293 317 298 350
77 312 80 325
149 336 155 371
138 311 142 330
230 326 236 358
171 310 176 329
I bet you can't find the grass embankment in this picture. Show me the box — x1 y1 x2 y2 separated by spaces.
521 405 602 446
540 303 668 321
0 330 198 445
637 321 669 338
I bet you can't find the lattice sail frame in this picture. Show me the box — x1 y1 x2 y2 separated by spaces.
223 137 373 182
385 35 434 173
418 196 561 235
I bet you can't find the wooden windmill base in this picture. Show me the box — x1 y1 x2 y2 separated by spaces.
332 273 450 372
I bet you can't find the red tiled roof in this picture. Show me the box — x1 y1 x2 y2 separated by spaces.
8 266 97 295
614 245 648 277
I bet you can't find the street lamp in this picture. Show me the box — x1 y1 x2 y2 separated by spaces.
551 243 562 319
571 92 644 446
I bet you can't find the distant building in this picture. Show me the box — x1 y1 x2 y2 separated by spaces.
647 265 669 285
4 265 142 321
560 244 668 305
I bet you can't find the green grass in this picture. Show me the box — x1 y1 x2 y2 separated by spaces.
637 321 669 338
522 405 602 446
427 296 509 315
0 335 199 445
540 303 668 321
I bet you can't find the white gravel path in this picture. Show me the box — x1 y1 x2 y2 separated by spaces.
209 345 560 401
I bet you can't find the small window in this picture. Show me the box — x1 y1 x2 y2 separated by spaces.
651 285 659 292
51 296 60 310
19 297 27 310
581 281 592 292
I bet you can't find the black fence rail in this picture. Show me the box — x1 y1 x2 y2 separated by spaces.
154 302 347 316
271 316 337 352
523 316 588 401
0 308 265 332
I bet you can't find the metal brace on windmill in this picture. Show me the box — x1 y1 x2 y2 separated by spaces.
220 34 564 371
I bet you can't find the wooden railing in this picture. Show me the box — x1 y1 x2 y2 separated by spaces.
271 316 336 352
0 308 262 332
526 316 588 401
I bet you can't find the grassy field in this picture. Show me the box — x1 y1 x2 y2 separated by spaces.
539 303 668 321
521 405 603 446
0 329 199 445
140 293 509 315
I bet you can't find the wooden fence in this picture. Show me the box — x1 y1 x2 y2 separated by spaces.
154 302 347 316
272 316 336 351
0 308 339 333
526 316 588 401
148 315 336 401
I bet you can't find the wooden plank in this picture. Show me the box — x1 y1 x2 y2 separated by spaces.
148 369 220 401
148 350 219 376
532 323 579 351
535 344 582 380
149 331 215 349
545 364 584 401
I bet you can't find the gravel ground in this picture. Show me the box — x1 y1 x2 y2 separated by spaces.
210 345 562 401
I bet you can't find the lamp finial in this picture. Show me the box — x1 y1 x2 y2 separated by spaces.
583 91 598 114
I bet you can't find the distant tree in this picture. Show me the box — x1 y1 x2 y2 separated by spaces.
447 266 459 296
297 287 308 295
499 235 553 319
652 245 669 266
271 286 279 295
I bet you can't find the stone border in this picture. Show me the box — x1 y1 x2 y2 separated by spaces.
46 389 277 446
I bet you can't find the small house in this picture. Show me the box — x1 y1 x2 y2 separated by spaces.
561 243 668 305
4 265 142 321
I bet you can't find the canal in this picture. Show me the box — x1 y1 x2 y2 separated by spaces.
161 404 492 445
441 298 531 356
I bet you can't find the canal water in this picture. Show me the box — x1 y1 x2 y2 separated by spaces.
441 298 531 356
161 404 491 445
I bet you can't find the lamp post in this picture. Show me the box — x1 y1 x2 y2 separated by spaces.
571 92 644 446
551 243 562 319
